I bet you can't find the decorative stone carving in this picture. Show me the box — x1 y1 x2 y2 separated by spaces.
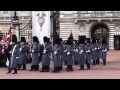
36 11 46 31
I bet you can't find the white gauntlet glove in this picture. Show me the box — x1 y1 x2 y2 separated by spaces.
67 52 70 55
54 51 57 55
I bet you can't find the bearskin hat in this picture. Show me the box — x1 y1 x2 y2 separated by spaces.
66 39 73 45
55 38 61 45
33 36 39 44
43 36 49 43
102 39 106 44
21 37 26 43
78 39 85 44
86 38 91 43
92 38 96 43
78 36 86 40
12 34 17 44
59 38 62 43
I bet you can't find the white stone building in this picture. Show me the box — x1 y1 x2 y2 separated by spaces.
32 11 51 44
59 11 120 50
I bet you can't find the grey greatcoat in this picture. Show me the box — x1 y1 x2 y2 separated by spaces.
62 44 67 64
96 43 102 60
101 44 107 61
85 44 92 64
42 43 52 66
91 44 98 61
66 46 73 65
78 44 86 65
73 45 79 62
53 45 62 67
31 42 40 65
18 43 28 65
10 44 19 68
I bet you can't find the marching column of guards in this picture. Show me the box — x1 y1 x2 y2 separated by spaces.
0 34 108 74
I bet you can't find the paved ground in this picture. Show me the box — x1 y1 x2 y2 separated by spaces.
0 50 120 79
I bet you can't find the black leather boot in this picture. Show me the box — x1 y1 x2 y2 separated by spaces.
30 65 34 71
17 64 21 70
21 64 26 70
12 68 17 74
40 66 45 72
103 60 106 66
34 65 39 71
44 66 49 72
70 65 73 71
7 68 12 74
79 64 84 70
87 63 90 69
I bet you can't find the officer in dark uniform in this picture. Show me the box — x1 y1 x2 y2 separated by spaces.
7 34 19 74
85 38 92 69
52 38 62 73
78 37 86 70
30 36 40 71
40 36 52 72
66 38 73 71
17 37 28 70
101 39 107 66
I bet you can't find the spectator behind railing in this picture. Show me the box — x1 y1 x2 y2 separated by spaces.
0 44 2 67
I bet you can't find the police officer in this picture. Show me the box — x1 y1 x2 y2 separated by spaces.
66 38 73 71
40 36 52 72
101 39 107 66
17 37 28 70
7 34 19 74
52 38 62 73
30 36 40 71
78 37 86 70
85 38 92 69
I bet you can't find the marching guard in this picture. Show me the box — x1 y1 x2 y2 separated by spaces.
91 38 98 65
40 36 52 72
53 38 62 73
101 39 107 66
78 37 86 70
30 36 40 71
96 39 101 65
85 38 92 69
17 37 28 70
73 40 79 65
66 38 74 71
7 34 19 74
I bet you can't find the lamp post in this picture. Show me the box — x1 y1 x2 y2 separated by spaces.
12 11 20 41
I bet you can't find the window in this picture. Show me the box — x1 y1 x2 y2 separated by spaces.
3 11 9 14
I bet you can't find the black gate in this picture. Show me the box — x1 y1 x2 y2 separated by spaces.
114 35 120 50
91 23 109 49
